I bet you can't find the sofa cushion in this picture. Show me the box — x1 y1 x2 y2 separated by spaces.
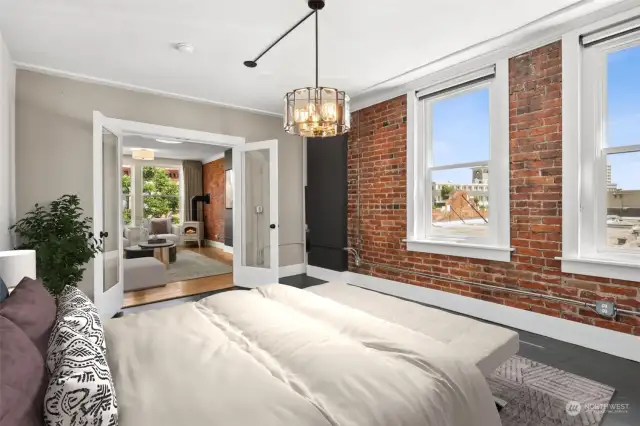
0 315 47 426
0 277 56 360
124 257 169 292
150 218 171 235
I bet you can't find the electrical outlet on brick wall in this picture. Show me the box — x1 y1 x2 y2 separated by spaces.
595 301 617 318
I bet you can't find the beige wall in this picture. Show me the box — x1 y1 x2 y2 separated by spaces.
15 70 304 295
0 31 15 251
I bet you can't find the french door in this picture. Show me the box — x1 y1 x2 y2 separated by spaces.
233 140 279 287
93 111 124 319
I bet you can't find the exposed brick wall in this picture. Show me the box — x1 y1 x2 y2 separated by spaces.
202 158 225 243
347 41 639 335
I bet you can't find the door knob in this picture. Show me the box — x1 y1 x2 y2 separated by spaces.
269 224 276 229
100 231 109 238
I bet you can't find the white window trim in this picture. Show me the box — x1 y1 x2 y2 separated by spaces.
407 59 511 262
561 6 640 282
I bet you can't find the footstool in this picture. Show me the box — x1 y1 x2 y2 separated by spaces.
123 257 170 292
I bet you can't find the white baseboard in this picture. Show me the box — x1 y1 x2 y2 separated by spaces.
306 266 640 362
306 265 348 283
223 245 233 254
279 263 306 278
204 239 225 250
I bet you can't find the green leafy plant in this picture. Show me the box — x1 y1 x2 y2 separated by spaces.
142 166 179 221
122 173 132 225
10 195 103 296
441 184 454 201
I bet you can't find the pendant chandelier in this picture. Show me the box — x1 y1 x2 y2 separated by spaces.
244 0 350 138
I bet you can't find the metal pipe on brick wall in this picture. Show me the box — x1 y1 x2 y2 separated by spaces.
350 258 640 317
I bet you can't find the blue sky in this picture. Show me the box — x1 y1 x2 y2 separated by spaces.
431 45 639 191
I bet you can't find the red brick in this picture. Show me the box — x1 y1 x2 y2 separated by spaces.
346 41 636 337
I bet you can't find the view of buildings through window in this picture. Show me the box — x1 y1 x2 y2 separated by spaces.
430 45 639 246
122 166 180 225
430 85 490 237
604 44 640 251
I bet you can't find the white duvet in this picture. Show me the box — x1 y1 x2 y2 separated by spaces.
105 284 501 426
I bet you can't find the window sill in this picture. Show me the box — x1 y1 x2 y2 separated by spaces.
406 239 513 262
558 256 640 282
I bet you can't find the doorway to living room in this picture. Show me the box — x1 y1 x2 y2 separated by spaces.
120 136 235 308
94 112 281 319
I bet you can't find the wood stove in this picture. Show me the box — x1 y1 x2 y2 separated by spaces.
181 221 203 248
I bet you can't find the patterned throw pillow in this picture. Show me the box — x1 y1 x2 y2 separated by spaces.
45 324 118 426
49 286 106 362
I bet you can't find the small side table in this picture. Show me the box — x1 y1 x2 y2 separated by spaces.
138 241 176 268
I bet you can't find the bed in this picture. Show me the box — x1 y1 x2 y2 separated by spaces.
104 283 507 426
308 282 520 376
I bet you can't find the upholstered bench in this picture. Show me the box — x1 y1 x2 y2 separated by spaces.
123 257 169 292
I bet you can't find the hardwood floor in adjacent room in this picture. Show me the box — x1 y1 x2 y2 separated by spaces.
123 245 234 308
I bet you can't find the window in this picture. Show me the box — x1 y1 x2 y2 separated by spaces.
122 166 132 225
562 14 640 280
407 61 511 261
142 166 180 224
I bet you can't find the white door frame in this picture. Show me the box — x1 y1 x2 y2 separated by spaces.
233 139 279 287
93 112 247 317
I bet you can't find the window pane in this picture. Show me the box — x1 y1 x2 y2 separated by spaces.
606 44 640 148
142 166 180 223
431 167 489 237
122 166 131 225
432 86 490 166
606 152 640 251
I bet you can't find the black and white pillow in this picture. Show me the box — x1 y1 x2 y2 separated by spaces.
45 324 118 426
50 286 106 360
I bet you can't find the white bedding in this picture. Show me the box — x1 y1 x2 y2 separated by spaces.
308 282 519 376
105 284 501 426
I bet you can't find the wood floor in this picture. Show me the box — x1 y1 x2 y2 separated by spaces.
122 245 234 308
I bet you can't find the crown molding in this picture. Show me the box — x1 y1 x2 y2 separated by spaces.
350 0 637 112
15 62 284 118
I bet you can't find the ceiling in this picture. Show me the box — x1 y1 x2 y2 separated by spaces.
0 0 620 114
122 136 225 163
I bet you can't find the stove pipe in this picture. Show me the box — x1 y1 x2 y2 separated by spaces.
191 194 211 222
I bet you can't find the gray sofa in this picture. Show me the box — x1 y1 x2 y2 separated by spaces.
124 218 181 246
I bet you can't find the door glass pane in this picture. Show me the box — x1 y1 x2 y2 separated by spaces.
606 44 640 148
605 151 640 251
431 166 489 237
242 149 270 269
432 86 490 166
103 128 119 291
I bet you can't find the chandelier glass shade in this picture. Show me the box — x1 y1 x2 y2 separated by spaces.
284 87 350 137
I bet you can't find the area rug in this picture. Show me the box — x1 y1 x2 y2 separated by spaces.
166 250 232 282
488 355 615 426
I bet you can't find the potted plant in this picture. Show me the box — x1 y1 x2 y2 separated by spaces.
10 194 103 296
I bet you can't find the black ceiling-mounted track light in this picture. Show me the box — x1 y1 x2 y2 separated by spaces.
244 0 350 137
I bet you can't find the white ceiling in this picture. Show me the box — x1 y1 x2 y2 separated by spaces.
122 136 225 163
0 0 621 114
